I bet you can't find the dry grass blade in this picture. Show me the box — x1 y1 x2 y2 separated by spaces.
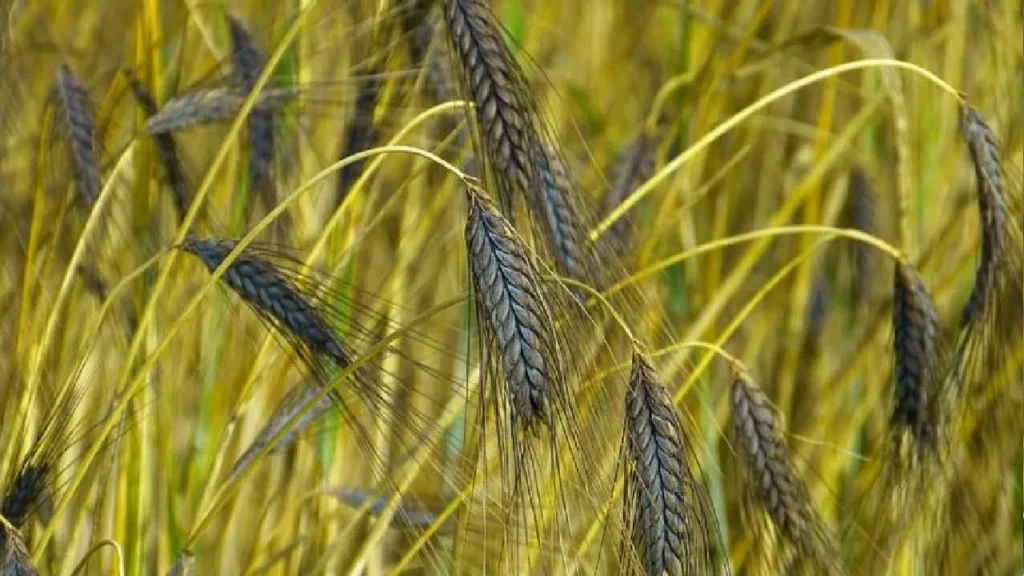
465 186 560 433
623 352 724 576
0 525 39 576
124 70 192 222
891 259 941 453
56 65 100 207
444 0 543 215
729 368 843 573
142 87 294 136
180 237 353 371
603 133 656 253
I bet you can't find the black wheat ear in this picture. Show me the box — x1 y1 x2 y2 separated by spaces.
623 352 726 575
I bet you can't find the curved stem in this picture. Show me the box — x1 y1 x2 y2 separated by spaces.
592 58 963 240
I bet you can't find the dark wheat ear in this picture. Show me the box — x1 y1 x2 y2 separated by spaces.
227 15 276 200
729 368 843 574
335 71 382 207
180 237 353 372
56 65 101 207
0 524 39 576
443 0 544 216
228 383 332 481
535 146 590 285
603 133 657 254
123 70 191 222
465 186 562 433
958 104 1009 327
845 166 877 305
891 259 942 454
623 352 725 576
142 88 294 136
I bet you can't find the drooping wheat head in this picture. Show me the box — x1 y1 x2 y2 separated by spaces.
729 368 843 573
623 352 725 575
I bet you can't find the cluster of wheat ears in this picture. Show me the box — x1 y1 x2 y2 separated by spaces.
0 0 1020 574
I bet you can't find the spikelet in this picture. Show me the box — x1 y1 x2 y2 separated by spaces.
845 166 877 305
335 72 382 207
181 237 353 371
891 259 943 455
227 15 276 199
622 352 725 575
535 146 590 285
729 368 844 574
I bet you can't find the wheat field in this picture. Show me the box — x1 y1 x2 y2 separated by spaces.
0 0 1021 574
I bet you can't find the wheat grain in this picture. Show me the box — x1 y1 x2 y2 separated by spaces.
0 525 38 576
465 187 560 432
229 384 332 480
536 146 588 284
603 133 656 252
227 15 276 196
56 65 100 207
846 166 876 305
335 73 382 206
958 105 1010 327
